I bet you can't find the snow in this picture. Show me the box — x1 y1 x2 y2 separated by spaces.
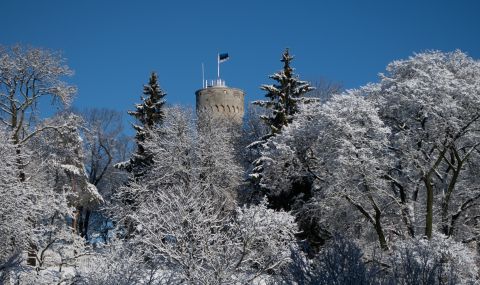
1 48 480 284
60 164 82 175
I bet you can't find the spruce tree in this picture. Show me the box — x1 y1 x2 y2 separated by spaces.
253 48 314 139
116 72 166 180
249 49 314 208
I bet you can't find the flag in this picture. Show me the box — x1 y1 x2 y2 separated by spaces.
219 53 229 63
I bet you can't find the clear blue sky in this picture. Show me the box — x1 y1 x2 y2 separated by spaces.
1 0 479 118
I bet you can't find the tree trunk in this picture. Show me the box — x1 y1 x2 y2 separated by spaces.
72 208 80 234
424 176 434 239
401 204 415 238
345 194 389 251
423 149 447 240
441 147 464 236
441 168 460 235
26 243 37 266
392 177 415 237
77 206 84 236
374 210 389 250
82 209 91 240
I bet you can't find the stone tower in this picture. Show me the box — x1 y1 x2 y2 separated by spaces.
195 79 245 123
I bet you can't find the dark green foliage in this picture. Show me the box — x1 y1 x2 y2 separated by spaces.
117 72 166 180
130 72 166 132
249 49 314 215
253 48 314 139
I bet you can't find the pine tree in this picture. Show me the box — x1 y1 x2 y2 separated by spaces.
116 72 166 180
253 48 314 139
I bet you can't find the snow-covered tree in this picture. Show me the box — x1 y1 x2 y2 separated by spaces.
0 45 76 144
79 108 130 241
305 77 343 103
81 108 127 189
255 50 480 254
119 182 297 284
389 234 478 284
73 240 167 285
116 72 166 180
0 45 97 268
253 48 314 139
258 95 396 250
19 113 101 271
111 107 298 283
0 45 76 183
279 233 478 284
31 113 103 228
0 128 31 270
278 235 381 285
114 107 240 238
364 50 480 240
248 49 315 209
0 253 22 284
0 113 98 276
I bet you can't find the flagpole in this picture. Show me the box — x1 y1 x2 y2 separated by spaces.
202 63 205 88
217 53 220 79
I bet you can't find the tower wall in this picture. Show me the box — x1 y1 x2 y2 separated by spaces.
195 86 245 123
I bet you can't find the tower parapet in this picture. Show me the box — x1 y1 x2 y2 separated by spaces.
195 79 245 123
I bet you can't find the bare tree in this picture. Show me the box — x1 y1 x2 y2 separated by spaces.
78 108 130 240
305 77 343 103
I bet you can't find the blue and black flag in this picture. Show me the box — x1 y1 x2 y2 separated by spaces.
219 53 229 63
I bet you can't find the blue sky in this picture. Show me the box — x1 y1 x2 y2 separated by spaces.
1 0 479 120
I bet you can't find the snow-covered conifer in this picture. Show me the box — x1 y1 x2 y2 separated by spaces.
249 49 315 207
253 48 314 139
116 72 167 180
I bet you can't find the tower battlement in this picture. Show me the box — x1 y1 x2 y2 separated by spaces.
195 82 245 123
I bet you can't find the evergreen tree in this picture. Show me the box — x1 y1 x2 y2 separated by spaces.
253 48 314 139
248 49 314 204
116 72 166 180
